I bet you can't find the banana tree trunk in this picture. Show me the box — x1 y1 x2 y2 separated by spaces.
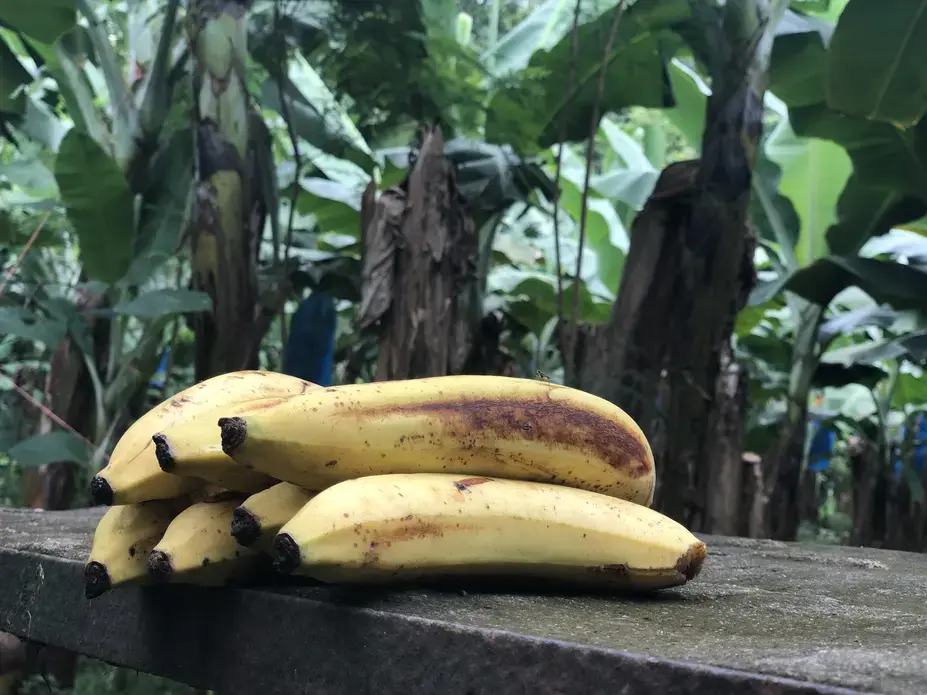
188 0 263 380
577 0 787 530
659 1 788 529
357 125 479 380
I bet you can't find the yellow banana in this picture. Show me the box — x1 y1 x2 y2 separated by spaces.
231 482 317 553
220 375 655 506
147 496 264 586
91 370 315 506
189 483 240 503
274 473 706 591
151 397 299 493
84 497 190 599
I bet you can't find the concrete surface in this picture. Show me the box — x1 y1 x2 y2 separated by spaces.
0 506 925 694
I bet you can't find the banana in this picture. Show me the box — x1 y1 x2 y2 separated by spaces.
91 370 315 506
231 482 317 553
147 497 264 586
151 397 297 493
273 473 706 591
84 497 190 599
189 484 240 503
220 375 655 506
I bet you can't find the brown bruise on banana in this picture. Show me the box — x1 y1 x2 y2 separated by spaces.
161 372 313 419
315 522 707 591
105 373 303 470
585 541 707 589
453 477 492 491
352 515 479 568
359 394 652 482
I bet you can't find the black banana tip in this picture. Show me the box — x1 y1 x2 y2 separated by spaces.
272 533 301 575
84 561 111 599
680 542 708 582
147 550 174 583
90 476 114 506
219 417 246 455
152 434 175 472
230 507 260 547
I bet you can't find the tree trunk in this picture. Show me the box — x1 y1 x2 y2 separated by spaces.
762 409 807 541
188 0 266 381
658 2 782 528
849 435 878 547
740 452 765 538
702 344 748 535
577 161 699 439
357 124 479 380
578 2 784 528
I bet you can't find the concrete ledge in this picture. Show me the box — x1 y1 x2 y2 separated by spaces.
0 507 925 694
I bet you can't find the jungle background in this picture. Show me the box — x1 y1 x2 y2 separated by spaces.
1 0 926 691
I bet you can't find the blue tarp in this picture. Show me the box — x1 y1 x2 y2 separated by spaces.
283 291 337 387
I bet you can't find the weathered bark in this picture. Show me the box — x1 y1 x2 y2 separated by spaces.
846 440 927 552
189 0 265 380
576 3 783 528
577 160 699 434
702 344 748 535
849 435 878 547
740 452 765 538
882 437 927 552
357 125 478 380
461 311 519 377
799 465 819 529
658 3 781 528
762 410 807 541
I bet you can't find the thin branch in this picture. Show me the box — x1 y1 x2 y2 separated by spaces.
0 212 49 295
553 0 584 358
568 0 626 378
160 261 186 398
274 2 301 350
3 374 106 463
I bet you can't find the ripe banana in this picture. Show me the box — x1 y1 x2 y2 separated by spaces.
84 497 190 599
231 482 317 553
220 375 655 506
151 397 299 493
91 370 315 506
273 473 706 591
147 496 264 586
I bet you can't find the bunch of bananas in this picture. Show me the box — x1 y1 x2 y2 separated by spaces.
84 370 707 599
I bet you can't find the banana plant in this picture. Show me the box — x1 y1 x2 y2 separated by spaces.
645 0 927 539
0 0 224 467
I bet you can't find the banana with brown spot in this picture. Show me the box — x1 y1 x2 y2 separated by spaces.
151 397 296 493
231 482 318 553
272 472 706 591
219 374 655 506
147 497 264 586
91 370 316 506
84 496 191 599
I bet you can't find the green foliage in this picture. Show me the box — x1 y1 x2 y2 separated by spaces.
8 430 90 468
826 0 927 126
54 130 136 284
16 657 196 695
0 0 76 45
486 0 689 152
